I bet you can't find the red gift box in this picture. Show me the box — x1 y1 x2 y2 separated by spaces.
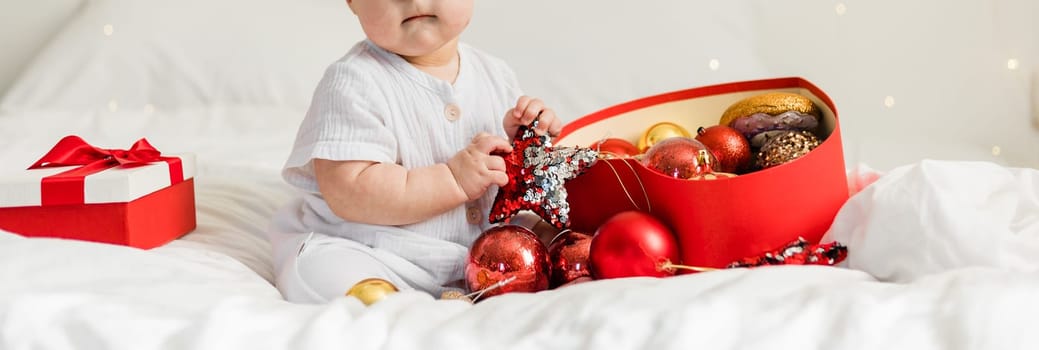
557 77 848 268
0 136 196 249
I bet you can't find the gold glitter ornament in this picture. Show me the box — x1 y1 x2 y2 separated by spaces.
719 93 821 127
440 290 474 303
638 122 691 152
757 131 821 169
345 278 399 306
688 172 738 180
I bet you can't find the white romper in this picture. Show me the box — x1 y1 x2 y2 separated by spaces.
270 40 523 303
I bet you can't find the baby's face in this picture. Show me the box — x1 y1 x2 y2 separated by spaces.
348 0 474 57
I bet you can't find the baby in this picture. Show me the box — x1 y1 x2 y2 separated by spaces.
270 0 563 303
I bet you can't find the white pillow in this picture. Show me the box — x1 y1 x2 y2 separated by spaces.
1 0 364 113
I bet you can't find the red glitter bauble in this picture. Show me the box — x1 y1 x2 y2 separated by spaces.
695 125 752 174
589 211 680 279
465 225 551 299
640 137 716 179
547 230 593 288
590 138 640 159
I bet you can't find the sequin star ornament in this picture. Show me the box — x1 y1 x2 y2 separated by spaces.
489 119 599 229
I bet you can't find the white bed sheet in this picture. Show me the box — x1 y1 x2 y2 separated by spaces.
2 108 1039 349
3 234 1039 349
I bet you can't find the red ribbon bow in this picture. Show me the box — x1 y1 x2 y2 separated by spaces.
28 136 183 206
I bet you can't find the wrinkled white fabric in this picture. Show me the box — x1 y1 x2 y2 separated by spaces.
824 160 1039 282
4 234 1039 350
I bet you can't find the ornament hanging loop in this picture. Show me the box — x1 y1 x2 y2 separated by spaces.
601 158 652 213
465 276 518 303
658 260 717 273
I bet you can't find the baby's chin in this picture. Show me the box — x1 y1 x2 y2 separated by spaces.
393 41 453 58
378 31 458 56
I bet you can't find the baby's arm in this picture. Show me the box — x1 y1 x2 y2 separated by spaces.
314 133 512 226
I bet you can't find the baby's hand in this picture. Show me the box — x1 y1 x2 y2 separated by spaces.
503 96 563 142
447 133 513 201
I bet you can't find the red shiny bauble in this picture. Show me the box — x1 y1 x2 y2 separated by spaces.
465 225 550 299
695 125 752 174
589 211 680 279
590 138 640 159
547 230 593 288
640 137 716 179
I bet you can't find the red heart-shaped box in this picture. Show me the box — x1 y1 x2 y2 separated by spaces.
558 77 849 269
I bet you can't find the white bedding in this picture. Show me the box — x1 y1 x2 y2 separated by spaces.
2 108 1039 349
3 236 1039 349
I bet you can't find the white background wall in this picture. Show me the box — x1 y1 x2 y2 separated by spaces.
0 0 81 95
1 0 1036 170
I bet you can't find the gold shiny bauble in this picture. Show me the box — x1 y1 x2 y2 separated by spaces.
638 122 691 152
719 92 821 127
345 278 399 306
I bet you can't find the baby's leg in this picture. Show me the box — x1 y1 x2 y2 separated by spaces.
275 232 408 303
